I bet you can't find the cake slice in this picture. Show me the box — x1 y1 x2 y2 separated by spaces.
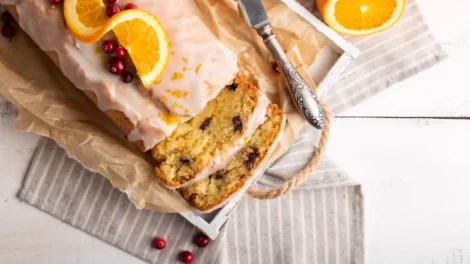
151 75 269 188
180 104 285 211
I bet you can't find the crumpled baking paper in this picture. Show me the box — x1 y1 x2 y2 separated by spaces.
0 0 326 212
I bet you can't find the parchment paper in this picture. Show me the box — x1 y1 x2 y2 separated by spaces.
0 0 326 212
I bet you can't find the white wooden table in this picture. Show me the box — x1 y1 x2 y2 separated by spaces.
1 1 470 263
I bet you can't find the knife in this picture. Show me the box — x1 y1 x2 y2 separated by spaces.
238 0 325 129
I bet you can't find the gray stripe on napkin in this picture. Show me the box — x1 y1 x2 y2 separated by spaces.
19 138 364 264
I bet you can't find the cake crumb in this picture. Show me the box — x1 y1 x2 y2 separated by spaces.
182 57 189 63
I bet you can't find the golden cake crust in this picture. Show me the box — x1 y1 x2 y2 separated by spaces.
180 104 284 211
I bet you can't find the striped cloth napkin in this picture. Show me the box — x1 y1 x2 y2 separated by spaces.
17 0 447 263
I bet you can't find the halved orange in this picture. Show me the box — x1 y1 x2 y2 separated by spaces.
64 2 170 88
317 0 406 36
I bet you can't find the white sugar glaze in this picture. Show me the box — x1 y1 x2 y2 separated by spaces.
2 0 239 150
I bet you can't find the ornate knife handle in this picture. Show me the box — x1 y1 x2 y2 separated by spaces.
257 24 325 129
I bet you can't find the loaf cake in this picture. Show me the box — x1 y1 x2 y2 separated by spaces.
152 75 269 188
181 104 285 211
2 0 238 151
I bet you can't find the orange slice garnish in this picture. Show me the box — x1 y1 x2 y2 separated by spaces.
317 0 406 36
63 0 108 42
64 1 170 87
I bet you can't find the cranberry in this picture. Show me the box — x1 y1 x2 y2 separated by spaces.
194 233 209 248
179 251 194 263
106 0 117 4
124 3 138 9
101 40 116 54
114 46 126 58
1 12 14 25
272 62 281 73
108 58 126 75
49 0 63 5
106 3 121 17
121 71 134 83
1 25 15 41
153 237 166 250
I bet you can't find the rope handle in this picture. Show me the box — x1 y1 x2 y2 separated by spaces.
248 102 331 199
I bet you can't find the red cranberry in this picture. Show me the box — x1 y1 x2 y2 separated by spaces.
153 237 166 250
106 3 121 17
272 62 281 73
194 233 209 248
108 58 126 75
114 46 126 58
121 71 134 83
49 0 63 5
1 12 14 25
101 40 115 54
124 3 138 9
1 25 15 41
179 251 194 264
106 0 117 4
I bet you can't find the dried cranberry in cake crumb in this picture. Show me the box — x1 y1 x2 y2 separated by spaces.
1 25 15 41
101 40 115 54
106 3 121 17
1 12 14 25
106 0 117 4
232 116 243 132
153 237 166 250
114 46 126 58
108 58 126 75
245 149 259 170
121 71 134 83
179 158 191 166
125 3 138 9
226 82 238 91
49 0 63 5
212 170 227 180
199 117 212 131
194 233 210 248
179 251 194 263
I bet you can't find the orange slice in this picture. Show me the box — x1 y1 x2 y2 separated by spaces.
317 0 406 36
63 0 108 42
64 3 170 88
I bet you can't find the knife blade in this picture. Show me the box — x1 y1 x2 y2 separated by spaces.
238 0 325 129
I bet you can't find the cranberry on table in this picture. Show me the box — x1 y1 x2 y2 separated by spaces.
1 11 14 25
108 58 126 75
105 0 117 4
106 3 121 17
114 46 126 58
49 0 63 5
179 251 194 264
101 40 116 54
194 233 209 248
153 237 166 250
121 71 134 83
124 3 138 10
1 24 16 40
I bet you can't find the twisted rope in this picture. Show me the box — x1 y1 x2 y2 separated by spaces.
248 101 332 199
